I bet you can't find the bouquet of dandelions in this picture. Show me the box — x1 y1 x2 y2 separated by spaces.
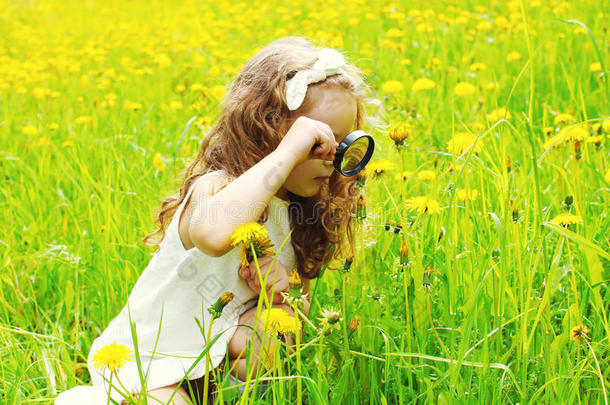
230 223 276 266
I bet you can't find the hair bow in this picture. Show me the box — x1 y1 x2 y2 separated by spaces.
285 48 347 111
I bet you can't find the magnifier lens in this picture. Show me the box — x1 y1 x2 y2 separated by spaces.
332 130 375 176
340 137 369 173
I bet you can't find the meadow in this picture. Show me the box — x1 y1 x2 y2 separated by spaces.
1 0 609 403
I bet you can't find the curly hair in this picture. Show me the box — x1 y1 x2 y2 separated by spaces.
143 36 384 279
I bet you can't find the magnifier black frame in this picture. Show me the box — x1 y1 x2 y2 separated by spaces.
333 130 375 176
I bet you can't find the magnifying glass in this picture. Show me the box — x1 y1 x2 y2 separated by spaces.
312 130 375 176
334 130 375 176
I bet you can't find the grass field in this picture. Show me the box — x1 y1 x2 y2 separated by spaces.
1 0 609 403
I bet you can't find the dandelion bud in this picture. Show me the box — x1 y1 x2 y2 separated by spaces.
357 195 366 220
564 195 573 209
219 291 234 305
423 266 434 291
410 103 418 119
506 156 512 173
574 140 582 160
343 256 354 272
356 172 366 189
387 122 411 146
288 268 302 288
399 240 409 265
492 248 501 263
512 206 520 223
437 226 445 242
348 316 360 331
208 291 234 319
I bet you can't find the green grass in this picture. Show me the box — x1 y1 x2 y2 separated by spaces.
1 0 609 403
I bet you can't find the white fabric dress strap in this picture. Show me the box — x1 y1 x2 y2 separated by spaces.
165 170 226 250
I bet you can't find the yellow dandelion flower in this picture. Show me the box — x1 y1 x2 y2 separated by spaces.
457 188 479 201
362 159 395 178
454 82 476 97
47 123 59 131
382 80 404 94
570 325 591 342
394 170 413 181
22 125 38 136
411 78 436 92
387 122 412 144
417 170 436 181
75 116 92 125
469 62 487 71
486 82 499 90
488 108 512 122
209 85 226 100
261 337 279 370
585 134 604 144
448 162 463 172
386 28 404 38
190 83 204 92
447 132 482 155
152 153 165 172
543 125 588 149
554 113 574 125
573 27 587 35
92 343 133 372
169 100 183 110
506 51 522 62
404 196 442 214
123 100 142 111
590 62 602 73
550 212 583 227
61 140 74 148
542 126 555 137
230 222 269 246
261 308 301 337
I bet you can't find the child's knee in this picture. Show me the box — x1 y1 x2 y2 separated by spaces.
130 383 192 405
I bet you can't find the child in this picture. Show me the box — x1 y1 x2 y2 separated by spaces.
56 36 381 405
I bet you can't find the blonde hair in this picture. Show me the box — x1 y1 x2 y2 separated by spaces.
143 36 385 279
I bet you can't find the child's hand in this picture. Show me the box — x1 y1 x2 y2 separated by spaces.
276 116 338 167
238 256 290 304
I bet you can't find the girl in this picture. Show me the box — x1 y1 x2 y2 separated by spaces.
56 36 381 405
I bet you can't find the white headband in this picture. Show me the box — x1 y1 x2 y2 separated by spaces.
285 48 347 111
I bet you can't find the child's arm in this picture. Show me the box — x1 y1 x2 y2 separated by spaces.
187 116 338 257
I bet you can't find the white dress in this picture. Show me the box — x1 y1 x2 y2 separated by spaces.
55 169 296 404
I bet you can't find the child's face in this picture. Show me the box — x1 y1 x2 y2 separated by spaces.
276 85 357 200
